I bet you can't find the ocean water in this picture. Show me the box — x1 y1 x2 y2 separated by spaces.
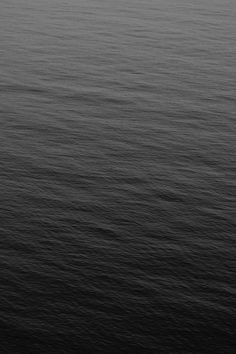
0 0 235 352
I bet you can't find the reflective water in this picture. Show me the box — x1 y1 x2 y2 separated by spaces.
0 0 235 352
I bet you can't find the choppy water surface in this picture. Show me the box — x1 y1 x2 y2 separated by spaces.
0 0 235 352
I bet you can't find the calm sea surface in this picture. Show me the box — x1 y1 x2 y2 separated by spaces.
0 0 235 352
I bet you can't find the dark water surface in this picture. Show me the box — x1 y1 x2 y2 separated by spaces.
0 0 235 352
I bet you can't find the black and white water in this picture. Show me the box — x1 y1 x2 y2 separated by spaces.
0 0 235 352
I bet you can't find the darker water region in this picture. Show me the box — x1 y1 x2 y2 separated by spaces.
0 0 235 353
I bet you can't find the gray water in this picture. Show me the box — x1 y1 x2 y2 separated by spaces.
0 0 235 353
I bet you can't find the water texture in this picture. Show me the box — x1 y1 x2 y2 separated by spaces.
0 0 235 352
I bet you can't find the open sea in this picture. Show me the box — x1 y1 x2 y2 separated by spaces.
0 0 235 352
